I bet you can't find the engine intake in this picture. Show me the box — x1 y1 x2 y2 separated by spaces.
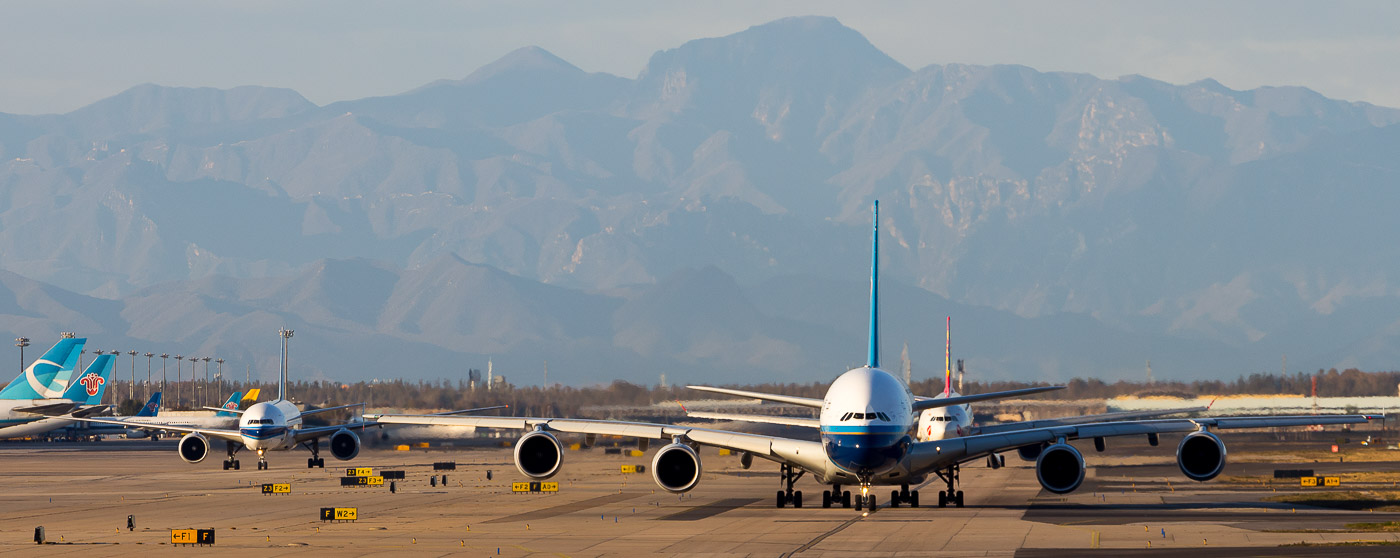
1035 443 1085 494
329 429 361 461
1177 431 1226 481
651 443 702 493
179 433 210 464
514 430 563 479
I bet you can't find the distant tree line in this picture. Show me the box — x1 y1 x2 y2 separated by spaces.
103 367 1400 415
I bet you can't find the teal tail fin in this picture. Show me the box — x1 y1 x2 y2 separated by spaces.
867 200 880 369
215 391 243 417
63 353 114 404
0 338 86 400
136 392 162 417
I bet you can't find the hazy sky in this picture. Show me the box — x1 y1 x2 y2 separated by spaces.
4 1 1399 114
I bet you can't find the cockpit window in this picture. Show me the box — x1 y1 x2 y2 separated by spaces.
877 412 890 421
840 412 852 421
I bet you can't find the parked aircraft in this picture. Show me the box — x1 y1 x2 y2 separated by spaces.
0 352 116 439
118 391 246 440
0 338 86 430
371 202 1375 511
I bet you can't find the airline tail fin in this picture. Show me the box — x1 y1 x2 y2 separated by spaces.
62 353 114 405
944 316 952 395
241 388 261 409
136 392 162 417
215 391 244 417
867 200 880 369
1 338 86 400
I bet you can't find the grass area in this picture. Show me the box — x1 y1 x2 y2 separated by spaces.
1264 490 1400 512
1345 521 1400 532
1233 446 1400 463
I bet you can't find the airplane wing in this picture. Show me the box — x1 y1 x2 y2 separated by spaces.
972 406 1208 435
910 386 1064 411
373 414 830 472
428 404 509 416
684 386 823 408
291 421 377 443
202 406 246 415
297 403 366 417
684 411 821 428
69 416 244 443
907 414 1380 472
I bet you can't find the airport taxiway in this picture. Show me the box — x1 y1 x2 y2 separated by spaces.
1 438 1398 556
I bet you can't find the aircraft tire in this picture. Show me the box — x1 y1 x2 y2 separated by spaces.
776 491 785 508
854 496 863 511
233 460 240 470
955 490 965 507
910 491 920 508
890 490 900 508
938 490 947 507
822 490 832 508
843 491 851 508
793 491 802 508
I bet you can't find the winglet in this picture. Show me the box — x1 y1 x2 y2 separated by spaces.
867 200 880 369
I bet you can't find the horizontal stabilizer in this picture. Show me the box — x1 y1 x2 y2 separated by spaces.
14 402 79 416
685 385 824 409
70 405 111 418
202 406 245 415
686 411 820 428
911 385 1064 411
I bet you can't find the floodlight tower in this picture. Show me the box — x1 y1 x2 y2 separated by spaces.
128 350 137 400
144 353 154 398
175 355 184 409
159 354 169 411
215 358 224 399
202 356 211 406
278 328 293 401
14 337 28 375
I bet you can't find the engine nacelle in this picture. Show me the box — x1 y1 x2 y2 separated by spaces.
329 429 361 461
1176 431 1226 481
1035 443 1085 494
514 430 563 479
651 443 702 493
1017 443 1045 461
179 433 210 464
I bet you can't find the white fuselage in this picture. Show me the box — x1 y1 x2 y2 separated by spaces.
0 399 79 438
817 367 915 476
916 390 972 442
237 400 303 451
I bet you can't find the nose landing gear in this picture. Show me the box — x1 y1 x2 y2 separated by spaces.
256 448 269 470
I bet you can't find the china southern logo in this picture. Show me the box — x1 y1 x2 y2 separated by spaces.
79 372 105 397
146 402 158 413
224 401 238 410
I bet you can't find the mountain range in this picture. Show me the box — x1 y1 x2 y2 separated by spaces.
2 16 1398 386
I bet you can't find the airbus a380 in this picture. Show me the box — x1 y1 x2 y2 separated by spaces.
374 201 1378 511
77 330 373 470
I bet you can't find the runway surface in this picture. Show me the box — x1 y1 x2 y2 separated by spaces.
1 438 1397 556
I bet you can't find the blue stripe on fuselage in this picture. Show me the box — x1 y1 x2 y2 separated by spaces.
821 428 908 473
240 426 287 440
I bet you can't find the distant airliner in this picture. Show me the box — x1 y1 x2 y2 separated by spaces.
375 201 1376 510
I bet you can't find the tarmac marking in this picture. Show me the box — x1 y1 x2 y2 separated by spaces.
781 512 865 556
484 492 641 524
657 497 762 521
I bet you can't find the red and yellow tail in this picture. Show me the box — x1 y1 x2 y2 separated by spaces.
944 316 952 395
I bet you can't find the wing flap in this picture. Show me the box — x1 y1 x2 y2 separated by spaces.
686 411 820 428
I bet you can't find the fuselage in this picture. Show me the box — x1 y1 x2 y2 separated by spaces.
237 400 302 451
818 367 914 475
916 391 972 442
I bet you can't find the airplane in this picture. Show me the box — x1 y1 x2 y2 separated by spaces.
0 337 87 430
370 201 1377 511
119 391 247 440
46 390 162 441
0 352 117 440
75 329 373 470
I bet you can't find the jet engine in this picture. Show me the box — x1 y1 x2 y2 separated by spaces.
1034 443 1085 494
514 430 563 479
179 432 210 464
651 443 702 493
329 429 361 461
1176 431 1226 481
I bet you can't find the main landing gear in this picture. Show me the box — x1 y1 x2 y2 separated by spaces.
256 448 269 470
888 483 920 508
822 484 852 508
775 463 806 508
305 440 325 468
222 441 242 470
936 465 964 508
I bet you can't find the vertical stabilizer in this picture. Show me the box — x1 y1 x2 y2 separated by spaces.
215 391 243 417
944 317 952 395
137 392 162 417
867 200 880 369
0 338 85 400
63 354 114 404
